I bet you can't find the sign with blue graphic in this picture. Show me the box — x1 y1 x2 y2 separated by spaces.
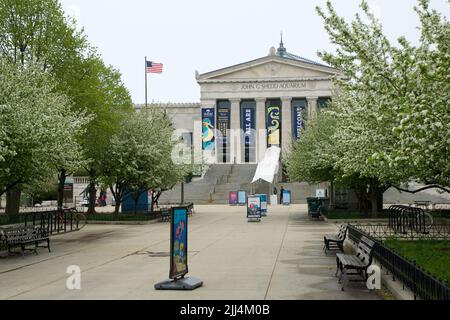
238 191 247 206
282 190 291 206
170 207 188 279
256 194 268 216
292 100 307 140
241 106 255 147
202 108 215 151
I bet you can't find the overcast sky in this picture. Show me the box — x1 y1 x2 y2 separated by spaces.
59 0 449 104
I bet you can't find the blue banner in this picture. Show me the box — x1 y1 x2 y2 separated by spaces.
266 105 281 146
241 106 255 147
292 100 306 140
170 207 188 279
202 108 215 151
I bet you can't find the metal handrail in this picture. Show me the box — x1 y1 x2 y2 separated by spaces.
23 208 86 236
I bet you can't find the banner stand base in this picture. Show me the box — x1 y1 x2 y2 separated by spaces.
154 277 203 290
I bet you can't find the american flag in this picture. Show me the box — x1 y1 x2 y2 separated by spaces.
146 61 163 74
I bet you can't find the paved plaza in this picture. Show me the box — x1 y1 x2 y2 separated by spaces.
0 205 381 300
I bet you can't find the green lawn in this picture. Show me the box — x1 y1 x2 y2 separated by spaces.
384 239 450 284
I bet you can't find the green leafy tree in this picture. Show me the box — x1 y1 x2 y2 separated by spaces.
78 57 134 214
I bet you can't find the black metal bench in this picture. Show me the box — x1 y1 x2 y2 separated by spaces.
324 223 348 253
0 226 51 257
160 208 171 222
335 235 375 291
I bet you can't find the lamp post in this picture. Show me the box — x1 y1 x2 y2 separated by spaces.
181 181 185 205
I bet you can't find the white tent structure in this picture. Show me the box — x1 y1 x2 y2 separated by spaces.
251 146 281 184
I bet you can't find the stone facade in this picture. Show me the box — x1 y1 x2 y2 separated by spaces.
134 43 342 166
196 43 342 164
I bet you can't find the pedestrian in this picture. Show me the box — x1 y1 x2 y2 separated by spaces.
101 191 107 207
280 186 285 204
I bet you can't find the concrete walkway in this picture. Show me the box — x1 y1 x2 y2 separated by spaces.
0 205 381 300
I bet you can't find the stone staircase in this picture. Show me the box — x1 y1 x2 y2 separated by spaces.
159 163 320 205
158 164 232 204
210 164 258 204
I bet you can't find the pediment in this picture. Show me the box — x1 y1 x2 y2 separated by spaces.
198 57 340 83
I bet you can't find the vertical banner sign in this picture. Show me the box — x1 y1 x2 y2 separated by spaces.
266 104 281 147
247 195 262 221
229 191 238 205
170 207 188 279
241 107 255 147
202 108 215 151
282 190 291 206
217 106 230 145
292 99 307 141
256 194 268 216
238 191 247 206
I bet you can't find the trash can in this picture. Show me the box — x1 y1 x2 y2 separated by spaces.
307 197 327 218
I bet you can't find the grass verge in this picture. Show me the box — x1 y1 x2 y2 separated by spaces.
383 239 450 284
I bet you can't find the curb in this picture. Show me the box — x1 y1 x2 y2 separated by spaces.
378 262 416 300
86 220 161 225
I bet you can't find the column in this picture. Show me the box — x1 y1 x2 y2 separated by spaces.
256 98 266 163
230 98 241 164
307 96 318 120
281 97 292 153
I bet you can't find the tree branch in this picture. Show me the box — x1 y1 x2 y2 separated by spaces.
393 184 450 194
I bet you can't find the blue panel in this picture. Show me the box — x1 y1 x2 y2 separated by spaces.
122 189 149 213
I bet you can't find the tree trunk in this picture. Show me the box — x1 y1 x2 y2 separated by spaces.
57 169 67 210
354 187 369 214
114 201 121 219
87 181 97 215
110 185 122 220
6 186 21 223
368 180 381 217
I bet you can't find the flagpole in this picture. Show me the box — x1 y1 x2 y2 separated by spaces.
145 56 148 108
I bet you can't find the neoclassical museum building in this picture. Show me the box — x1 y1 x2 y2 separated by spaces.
136 40 342 166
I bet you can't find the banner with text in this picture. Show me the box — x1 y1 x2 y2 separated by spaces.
241 106 256 147
202 108 215 151
292 99 307 141
216 106 230 146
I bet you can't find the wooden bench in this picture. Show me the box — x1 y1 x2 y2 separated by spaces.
323 224 348 253
0 226 51 257
335 236 375 291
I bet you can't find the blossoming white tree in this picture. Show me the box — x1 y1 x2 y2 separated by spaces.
286 0 449 215
0 59 89 218
100 107 187 216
